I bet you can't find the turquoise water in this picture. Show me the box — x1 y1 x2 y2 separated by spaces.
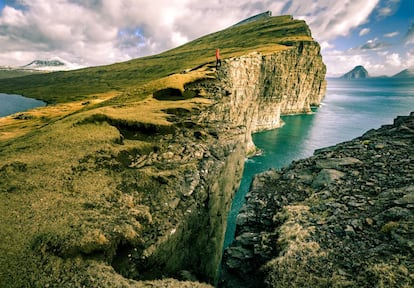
223 77 414 249
0 93 46 117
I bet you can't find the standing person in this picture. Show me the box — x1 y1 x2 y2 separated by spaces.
216 48 222 69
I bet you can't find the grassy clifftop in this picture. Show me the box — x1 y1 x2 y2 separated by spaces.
0 14 322 287
0 15 311 104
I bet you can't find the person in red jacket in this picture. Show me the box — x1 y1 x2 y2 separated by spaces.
216 48 222 69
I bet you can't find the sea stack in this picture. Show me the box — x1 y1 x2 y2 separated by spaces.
340 65 369 79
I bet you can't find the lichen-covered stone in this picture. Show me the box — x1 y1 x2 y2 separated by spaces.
221 112 414 288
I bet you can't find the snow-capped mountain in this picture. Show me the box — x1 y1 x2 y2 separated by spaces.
20 57 84 71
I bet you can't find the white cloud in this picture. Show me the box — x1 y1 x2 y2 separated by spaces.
376 0 400 18
322 50 380 77
359 28 370 36
378 7 392 17
0 0 262 66
404 24 414 45
406 50 414 67
386 53 402 66
0 6 28 26
0 0 384 69
320 41 334 51
384 31 399 38
358 38 390 50
283 0 380 41
322 46 407 77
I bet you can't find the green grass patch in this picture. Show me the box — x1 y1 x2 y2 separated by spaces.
0 15 312 104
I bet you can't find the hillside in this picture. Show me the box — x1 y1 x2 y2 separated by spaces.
0 67 43 79
392 68 414 78
0 15 326 288
0 15 311 104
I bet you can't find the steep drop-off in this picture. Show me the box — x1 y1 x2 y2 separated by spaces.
0 15 325 287
222 113 414 287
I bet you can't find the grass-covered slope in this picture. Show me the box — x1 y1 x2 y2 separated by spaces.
0 15 311 104
0 68 43 79
0 15 320 287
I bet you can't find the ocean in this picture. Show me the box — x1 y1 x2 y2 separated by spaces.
223 77 414 249
1 80 413 250
0 93 46 117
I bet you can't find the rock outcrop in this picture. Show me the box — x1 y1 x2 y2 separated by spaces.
0 16 326 288
340 65 369 79
222 112 414 287
201 42 326 155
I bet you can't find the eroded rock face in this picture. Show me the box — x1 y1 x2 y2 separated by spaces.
221 112 414 288
194 43 326 156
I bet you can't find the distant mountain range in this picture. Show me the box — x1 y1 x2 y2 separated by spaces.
339 66 414 79
0 57 84 79
19 57 84 71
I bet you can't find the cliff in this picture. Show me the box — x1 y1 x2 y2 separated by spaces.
0 15 326 287
340 65 369 79
222 112 414 287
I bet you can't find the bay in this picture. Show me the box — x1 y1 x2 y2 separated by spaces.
223 77 414 249
0 93 46 117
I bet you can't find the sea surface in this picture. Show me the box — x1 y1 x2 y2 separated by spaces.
223 77 414 249
0 93 46 117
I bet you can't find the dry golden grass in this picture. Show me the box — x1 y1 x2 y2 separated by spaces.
0 67 213 141
0 91 118 141
0 15 318 287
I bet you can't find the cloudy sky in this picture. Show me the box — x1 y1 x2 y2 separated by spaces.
0 0 413 76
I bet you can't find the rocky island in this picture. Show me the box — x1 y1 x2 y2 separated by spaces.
0 15 326 287
340 65 369 79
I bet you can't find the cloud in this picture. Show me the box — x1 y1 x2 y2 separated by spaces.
376 0 400 18
386 53 401 66
0 0 383 67
358 38 390 50
359 28 370 36
320 41 334 50
384 31 399 38
282 0 380 41
321 48 387 77
0 0 274 66
404 24 414 45
406 50 414 67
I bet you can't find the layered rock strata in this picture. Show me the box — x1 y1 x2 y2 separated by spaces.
222 112 414 288
0 21 326 288
207 43 326 155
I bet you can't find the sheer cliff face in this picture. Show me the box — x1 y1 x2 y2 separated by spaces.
203 41 326 154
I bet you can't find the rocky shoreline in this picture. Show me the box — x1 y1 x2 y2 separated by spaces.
221 112 414 287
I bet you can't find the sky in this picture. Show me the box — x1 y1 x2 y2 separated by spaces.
0 0 413 76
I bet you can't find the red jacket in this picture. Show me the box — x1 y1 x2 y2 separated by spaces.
216 49 220 60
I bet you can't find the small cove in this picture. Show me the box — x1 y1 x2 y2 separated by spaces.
223 77 414 250
0 93 46 117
